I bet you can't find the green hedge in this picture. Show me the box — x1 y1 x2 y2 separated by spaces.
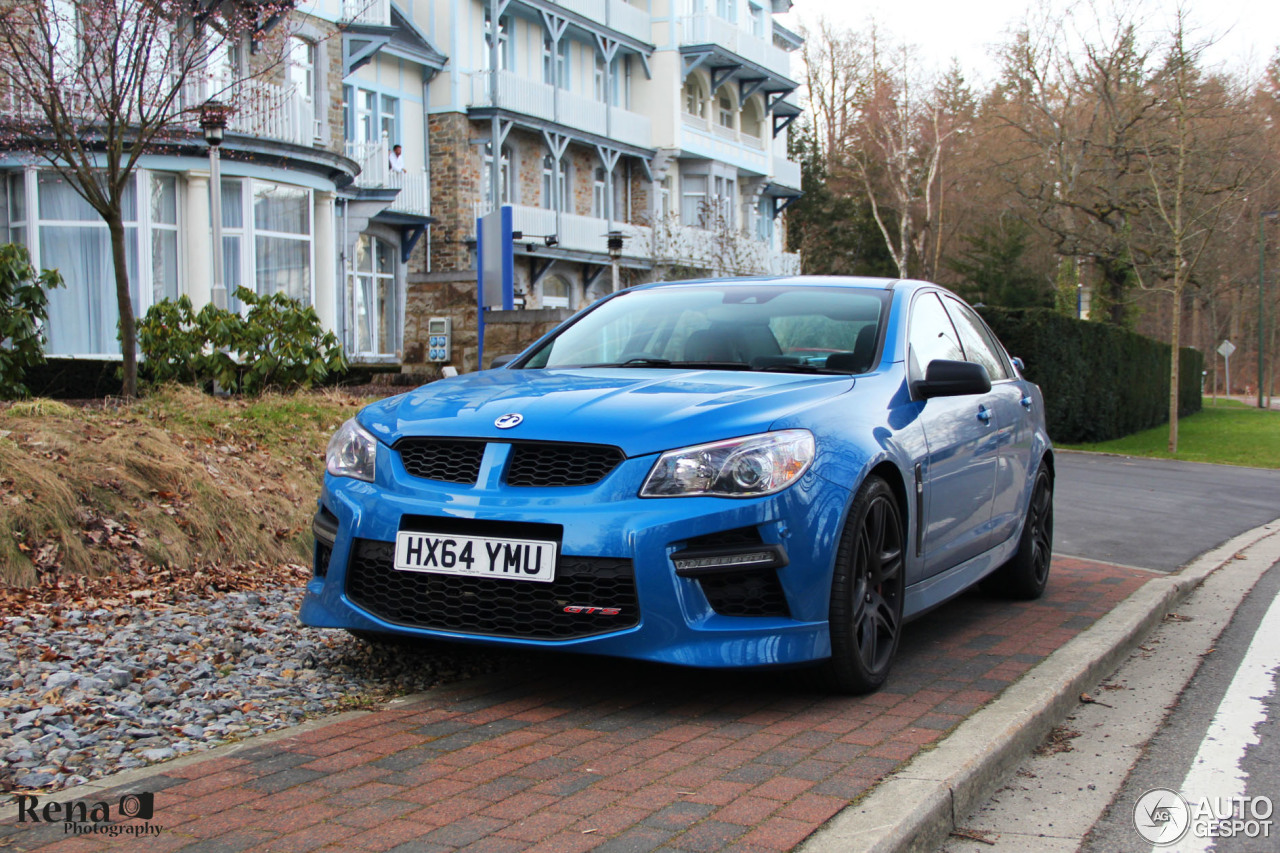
978 308 1203 443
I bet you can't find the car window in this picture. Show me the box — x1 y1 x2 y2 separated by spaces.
908 292 965 382
943 297 1012 381
521 285 890 372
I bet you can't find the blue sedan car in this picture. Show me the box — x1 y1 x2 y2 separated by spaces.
301 277 1053 693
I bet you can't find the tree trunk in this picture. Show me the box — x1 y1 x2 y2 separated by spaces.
107 215 138 398
1168 289 1182 454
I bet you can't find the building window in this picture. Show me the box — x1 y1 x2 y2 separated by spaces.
712 176 735 227
681 174 707 227
353 88 377 141
540 274 571 309
592 168 607 218
6 173 27 250
658 176 672 220
718 88 735 129
150 174 179 304
288 36 315 102
749 1 765 38
594 54 606 103
33 171 140 356
219 178 245 305
351 234 397 356
483 144 513 206
253 182 312 305
683 77 706 118
379 94 399 144
716 0 737 24
483 11 512 72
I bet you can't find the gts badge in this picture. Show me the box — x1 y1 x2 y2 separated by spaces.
563 605 623 616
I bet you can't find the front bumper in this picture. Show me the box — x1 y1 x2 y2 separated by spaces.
299 441 851 668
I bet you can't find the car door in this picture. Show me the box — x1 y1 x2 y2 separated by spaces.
908 292 1000 576
942 296 1032 548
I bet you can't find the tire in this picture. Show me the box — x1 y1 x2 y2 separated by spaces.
985 462 1053 600
820 476 906 695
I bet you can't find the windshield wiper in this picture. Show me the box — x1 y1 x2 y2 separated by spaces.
754 363 849 374
585 358 752 370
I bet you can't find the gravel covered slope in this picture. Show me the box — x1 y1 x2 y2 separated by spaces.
0 585 510 793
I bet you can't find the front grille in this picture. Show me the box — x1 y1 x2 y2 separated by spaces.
397 439 486 484
699 570 791 618
345 539 639 640
506 443 625 487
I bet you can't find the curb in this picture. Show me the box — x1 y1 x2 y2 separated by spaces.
798 519 1280 853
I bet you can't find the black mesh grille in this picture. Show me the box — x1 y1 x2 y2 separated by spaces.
684 526 765 550
699 570 790 618
506 443 625 487
345 539 639 640
314 541 332 578
397 439 486 484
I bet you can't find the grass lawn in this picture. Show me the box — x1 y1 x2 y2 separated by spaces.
1059 401 1280 469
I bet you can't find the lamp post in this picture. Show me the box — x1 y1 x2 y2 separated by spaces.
201 102 228 312
1259 211 1278 408
606 230 624 293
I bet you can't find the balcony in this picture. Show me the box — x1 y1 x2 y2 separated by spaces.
772 156 801 190
680 13 791 78
341 0 391 26
347 138 430 216
469 71 652 149
182 75 318 148
650 218 798 276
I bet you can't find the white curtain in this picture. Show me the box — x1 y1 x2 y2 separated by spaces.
37 173 138 356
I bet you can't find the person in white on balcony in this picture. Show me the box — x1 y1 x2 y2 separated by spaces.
388 144 405 172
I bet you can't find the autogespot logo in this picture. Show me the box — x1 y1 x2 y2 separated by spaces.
1134 788 1191 845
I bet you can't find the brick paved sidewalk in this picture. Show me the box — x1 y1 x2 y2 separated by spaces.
2 557 1151 853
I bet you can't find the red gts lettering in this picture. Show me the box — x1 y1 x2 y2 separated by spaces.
563 605 622 616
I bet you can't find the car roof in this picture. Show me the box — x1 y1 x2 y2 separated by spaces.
628 276 932 295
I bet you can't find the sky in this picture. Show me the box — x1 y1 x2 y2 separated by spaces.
778 0 1280 86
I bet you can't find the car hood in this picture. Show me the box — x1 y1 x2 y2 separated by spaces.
360 368 855 457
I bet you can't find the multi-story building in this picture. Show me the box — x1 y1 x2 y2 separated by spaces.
0 0 444 369
410 0 803 373
1 0 801 379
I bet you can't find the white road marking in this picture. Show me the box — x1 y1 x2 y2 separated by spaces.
1159 588 1280 852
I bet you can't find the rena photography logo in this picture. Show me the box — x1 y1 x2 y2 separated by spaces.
1134 789 1274 846
15 791 164 839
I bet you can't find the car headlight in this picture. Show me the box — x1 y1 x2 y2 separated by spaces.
325 418 377 482
640 430 815 498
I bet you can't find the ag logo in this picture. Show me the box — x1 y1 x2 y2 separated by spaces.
1134 788 1190 845
494 413 523 429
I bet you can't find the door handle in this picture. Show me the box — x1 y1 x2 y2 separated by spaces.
1020 395 1033 410
977 405 992 424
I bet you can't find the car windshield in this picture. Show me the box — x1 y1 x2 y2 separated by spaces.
518 284 891 374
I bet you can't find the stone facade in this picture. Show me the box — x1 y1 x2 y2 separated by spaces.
482 308 573 364
427 112 480 273
403 271 481 377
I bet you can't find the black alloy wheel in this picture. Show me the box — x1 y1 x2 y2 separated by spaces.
822 476 905 694
985 462 1053 600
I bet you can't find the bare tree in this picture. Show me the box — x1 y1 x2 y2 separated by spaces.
0 0 292 396
1124 12 1265 450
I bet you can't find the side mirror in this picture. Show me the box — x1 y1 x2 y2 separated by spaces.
914 359 992 399
489 354 517 369
1011 356 1025 374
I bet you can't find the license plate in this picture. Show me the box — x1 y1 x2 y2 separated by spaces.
393 532 558 583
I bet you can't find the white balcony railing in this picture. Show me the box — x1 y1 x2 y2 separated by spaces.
341 0 391 25
182 75 318 147
469 71 651 149
347 137 430 216
772 156 801 190
648 218 798 276
605 0 652 43
680 13 791 77
472 204 797 273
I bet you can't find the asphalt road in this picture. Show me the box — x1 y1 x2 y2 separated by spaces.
1083 558 1280 853
1053 452 1280 571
